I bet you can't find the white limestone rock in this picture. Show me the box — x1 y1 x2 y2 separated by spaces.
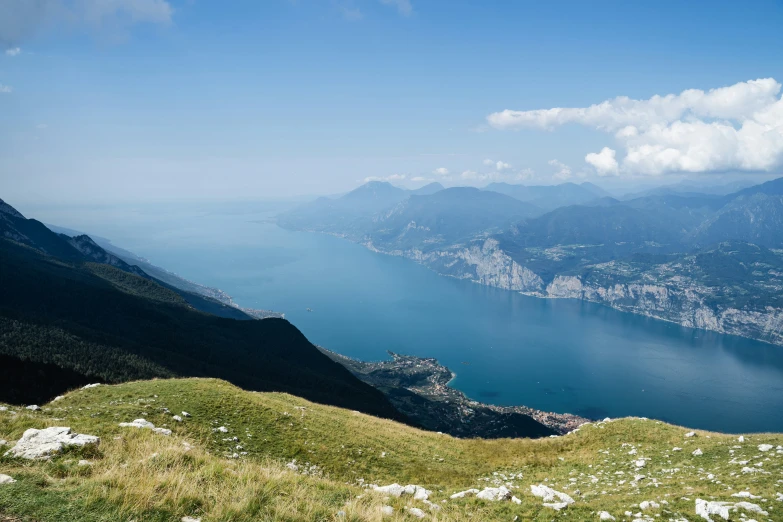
640 500 659 510
182 411 191 417
692 448 703 456
406 507 426 519
758 443 773 452
372 483 431 501
119 419 171 436
530 484 575 509
634 459 646 468
0 474 16 485
598 512 615 521
696 499 730 521
731 491 760 499
476 486 512 501
172 415 183 422
450 488 480 499
5 427 99 460
381 505 394 516
82 383 101 389
26 405 41 411
685 431 696 438
181 517 201 522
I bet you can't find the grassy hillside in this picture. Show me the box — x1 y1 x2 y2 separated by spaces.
2 379 782 521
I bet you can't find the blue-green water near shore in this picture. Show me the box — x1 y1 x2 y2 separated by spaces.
32 204 783 433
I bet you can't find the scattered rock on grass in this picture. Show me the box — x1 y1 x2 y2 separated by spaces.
598 512 615 521
0 474 16 485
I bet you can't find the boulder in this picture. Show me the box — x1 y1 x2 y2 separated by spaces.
758 444 773 452
406 507 426 519
598 512 615 521
450 488 480 499
530 484 575 509
119 419 172 436
372 483 431 501
692 448 703 456
381 506 394 516
0 474 16 485
26 405 41 411
476 486 512 501
5 427 99 460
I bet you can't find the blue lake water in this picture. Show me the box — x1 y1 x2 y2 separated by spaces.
32 203 783 433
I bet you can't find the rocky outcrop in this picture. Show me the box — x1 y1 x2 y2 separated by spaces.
5 427 100 460
543 275 783 346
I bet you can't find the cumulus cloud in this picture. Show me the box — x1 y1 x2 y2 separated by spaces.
0 84 12 94
548 159 572 180
495 160 511 171
483 158 512 171
0 0 173 47
585 147 619 175
487 78 783 176
379 0 412 16
5 47 20 56
433 167 449 176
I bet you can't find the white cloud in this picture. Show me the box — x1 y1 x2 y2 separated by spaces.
0 0 172 46
411 176 429 182
483 158 494 166
0 84 12 93
433 167 449 176
495 160 512 171
363 173 407 183
379 0 412 16
548 159 572 180
585 147 619 176
5 47 20 56
488 78 783 176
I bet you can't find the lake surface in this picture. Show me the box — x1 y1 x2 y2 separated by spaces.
32 202 783 433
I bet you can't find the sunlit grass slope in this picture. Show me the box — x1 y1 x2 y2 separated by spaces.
1 378 782 521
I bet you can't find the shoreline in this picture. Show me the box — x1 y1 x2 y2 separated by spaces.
283 225 781 349
320 347 590 437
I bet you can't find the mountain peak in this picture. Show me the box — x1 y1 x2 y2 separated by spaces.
0 198 25 219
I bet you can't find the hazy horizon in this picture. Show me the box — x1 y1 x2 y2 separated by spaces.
2 1 783 205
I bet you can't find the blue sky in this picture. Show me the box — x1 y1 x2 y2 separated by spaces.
2 0 783 203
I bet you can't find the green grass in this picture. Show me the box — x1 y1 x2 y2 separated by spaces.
2 378 782 521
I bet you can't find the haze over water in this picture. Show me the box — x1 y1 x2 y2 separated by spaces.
33 203 783 434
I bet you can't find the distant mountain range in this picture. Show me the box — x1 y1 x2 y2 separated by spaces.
278 177 783 346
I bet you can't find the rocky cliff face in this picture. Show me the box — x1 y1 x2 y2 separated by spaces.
364 239 783 347
544 275 783 346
